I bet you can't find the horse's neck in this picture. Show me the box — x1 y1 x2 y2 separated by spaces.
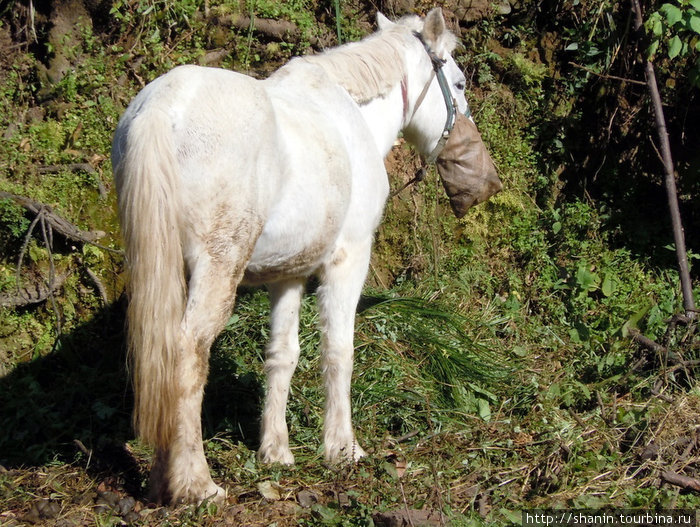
356 83 406 158
356 45 433 158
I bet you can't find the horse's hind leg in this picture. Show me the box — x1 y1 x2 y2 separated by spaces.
258 278 305 464
151 246 249 504
317 239 372 461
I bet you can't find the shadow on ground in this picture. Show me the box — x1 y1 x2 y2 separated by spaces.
0 295 263 496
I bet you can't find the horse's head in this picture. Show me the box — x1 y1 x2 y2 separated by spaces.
377 8 466 153
379 9 502 217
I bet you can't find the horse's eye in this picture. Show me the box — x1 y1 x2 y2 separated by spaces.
455 81 466 91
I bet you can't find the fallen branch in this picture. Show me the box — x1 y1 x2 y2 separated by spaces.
0 191 113 249
211 13 334 49
223 14 299 41
629 328 686 365
630 328 666 355
0 271 68 308
0 192 119 320
661 469 700 492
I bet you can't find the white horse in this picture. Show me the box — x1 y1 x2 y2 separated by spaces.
112 8 485 504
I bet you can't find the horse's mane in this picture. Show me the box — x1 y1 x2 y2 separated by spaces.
273 14 459 105
294 28 408 104
292 17 430 105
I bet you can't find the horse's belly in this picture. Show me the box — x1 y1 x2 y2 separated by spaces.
241 117 352 284
242 244 327 285
242 226 337 284
242 202 345 285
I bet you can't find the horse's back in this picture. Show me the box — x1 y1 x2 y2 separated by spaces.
114 65 284 249
115 65 278 183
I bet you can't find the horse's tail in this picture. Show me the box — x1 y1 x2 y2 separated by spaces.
114 106 186 450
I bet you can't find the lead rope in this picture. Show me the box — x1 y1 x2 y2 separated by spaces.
389 158 428 199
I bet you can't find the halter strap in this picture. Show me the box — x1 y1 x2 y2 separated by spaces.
391 31 468 199
411 31 458 163
410 70 435 119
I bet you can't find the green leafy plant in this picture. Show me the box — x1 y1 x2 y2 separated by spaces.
646 0 700 84
0 198 29 243
360 296 506 409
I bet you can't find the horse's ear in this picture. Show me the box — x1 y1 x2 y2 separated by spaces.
376 11 393 30
422 7 446 45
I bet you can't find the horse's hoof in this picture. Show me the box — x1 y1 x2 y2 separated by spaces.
166 480 226 506
325 438 367 462
202 484 227 505
257 445 295 465
183 483 226 506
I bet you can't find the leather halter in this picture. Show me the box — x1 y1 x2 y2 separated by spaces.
390 31 467 199
410 31 463 163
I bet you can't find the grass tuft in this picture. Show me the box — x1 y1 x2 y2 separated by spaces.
359 295 508 408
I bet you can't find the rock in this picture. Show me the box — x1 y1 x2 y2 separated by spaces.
96 490 120 509
297 489 319 508
117 496 136 516
22 499 61 524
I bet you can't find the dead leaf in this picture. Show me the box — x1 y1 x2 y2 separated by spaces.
89 153 106 165
257 480 284 501
395 459 407 478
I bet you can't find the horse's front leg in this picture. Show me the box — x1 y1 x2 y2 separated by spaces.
258 278 305 465
317 239 372 461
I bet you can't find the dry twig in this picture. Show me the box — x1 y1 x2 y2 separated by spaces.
631 0 696 318
0 191 106 245
661 470 700 492
83 265 109 306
